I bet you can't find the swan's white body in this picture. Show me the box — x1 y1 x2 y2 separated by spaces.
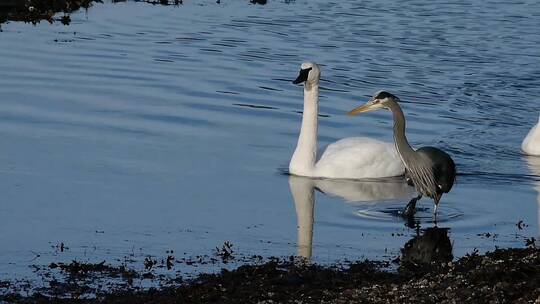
289 62 404 179
522 115 540 156
313 137 404 179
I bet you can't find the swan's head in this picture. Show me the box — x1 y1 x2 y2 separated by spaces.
292 62 321 87
347 90 400 116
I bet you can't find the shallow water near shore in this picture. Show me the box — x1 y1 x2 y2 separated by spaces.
0 0 540 287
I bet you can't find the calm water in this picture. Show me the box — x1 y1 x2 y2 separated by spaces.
1 0 540 283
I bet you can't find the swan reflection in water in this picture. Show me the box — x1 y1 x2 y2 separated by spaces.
289 175 453 263
524 156 540 236
288 175 414 259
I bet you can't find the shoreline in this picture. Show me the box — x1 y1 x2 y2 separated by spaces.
1 246 538 303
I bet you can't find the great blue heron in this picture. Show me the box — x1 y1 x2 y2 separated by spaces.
348 91 456 217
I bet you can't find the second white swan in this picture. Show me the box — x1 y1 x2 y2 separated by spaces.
522 114 540 156
289 62 404 179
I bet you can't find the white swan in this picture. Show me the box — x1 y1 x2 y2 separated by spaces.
289 62 405 179
522 114 540 156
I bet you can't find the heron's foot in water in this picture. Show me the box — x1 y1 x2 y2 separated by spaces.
433 203 439 223
401 197 419 218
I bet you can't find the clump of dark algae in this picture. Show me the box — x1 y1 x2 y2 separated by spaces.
0 0 187 25
1 247 539 303
0 0 100 25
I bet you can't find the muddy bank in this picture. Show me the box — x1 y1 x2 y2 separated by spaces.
2 246 539 303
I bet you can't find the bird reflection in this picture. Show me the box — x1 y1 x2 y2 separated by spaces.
313 177 414 202
288 176 414 259
401 226 453 266
524 156 540 236
289 176 315 259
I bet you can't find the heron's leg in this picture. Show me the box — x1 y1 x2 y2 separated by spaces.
433 197 441 221
402 194 422 218
404 215 419 229
433 204 439 225
404 170 414 187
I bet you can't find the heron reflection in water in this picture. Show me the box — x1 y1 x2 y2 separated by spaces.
400 226 453 267
348 91 457 218
288 175 414 259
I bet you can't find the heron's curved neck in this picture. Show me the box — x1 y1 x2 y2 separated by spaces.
387 101 415 165
290 85 319 176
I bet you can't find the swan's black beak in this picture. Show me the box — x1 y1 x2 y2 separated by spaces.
292 67 312 84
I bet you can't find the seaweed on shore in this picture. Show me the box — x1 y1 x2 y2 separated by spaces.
0 0 184 25
1 247 539 303
0 0 99 25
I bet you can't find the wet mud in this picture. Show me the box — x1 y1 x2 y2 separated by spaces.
1 245 538 303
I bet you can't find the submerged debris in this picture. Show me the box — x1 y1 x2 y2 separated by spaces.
48 260 138 280
215 241 234 263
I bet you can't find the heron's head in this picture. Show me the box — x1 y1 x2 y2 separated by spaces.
347 90 400 116
292 62 321 88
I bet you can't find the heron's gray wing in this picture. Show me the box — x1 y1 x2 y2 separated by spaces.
416 147 456 193
405 151 439 198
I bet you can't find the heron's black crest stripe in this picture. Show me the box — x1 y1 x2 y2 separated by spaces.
375 91 396 100
292 67 312 84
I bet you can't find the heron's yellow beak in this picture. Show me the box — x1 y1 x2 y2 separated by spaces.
347 100 383 116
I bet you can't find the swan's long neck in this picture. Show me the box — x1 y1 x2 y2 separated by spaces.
387 101 415 167
290 84 319 176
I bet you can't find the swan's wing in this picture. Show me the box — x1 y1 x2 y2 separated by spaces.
314 137 405 179
316 144 329 163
